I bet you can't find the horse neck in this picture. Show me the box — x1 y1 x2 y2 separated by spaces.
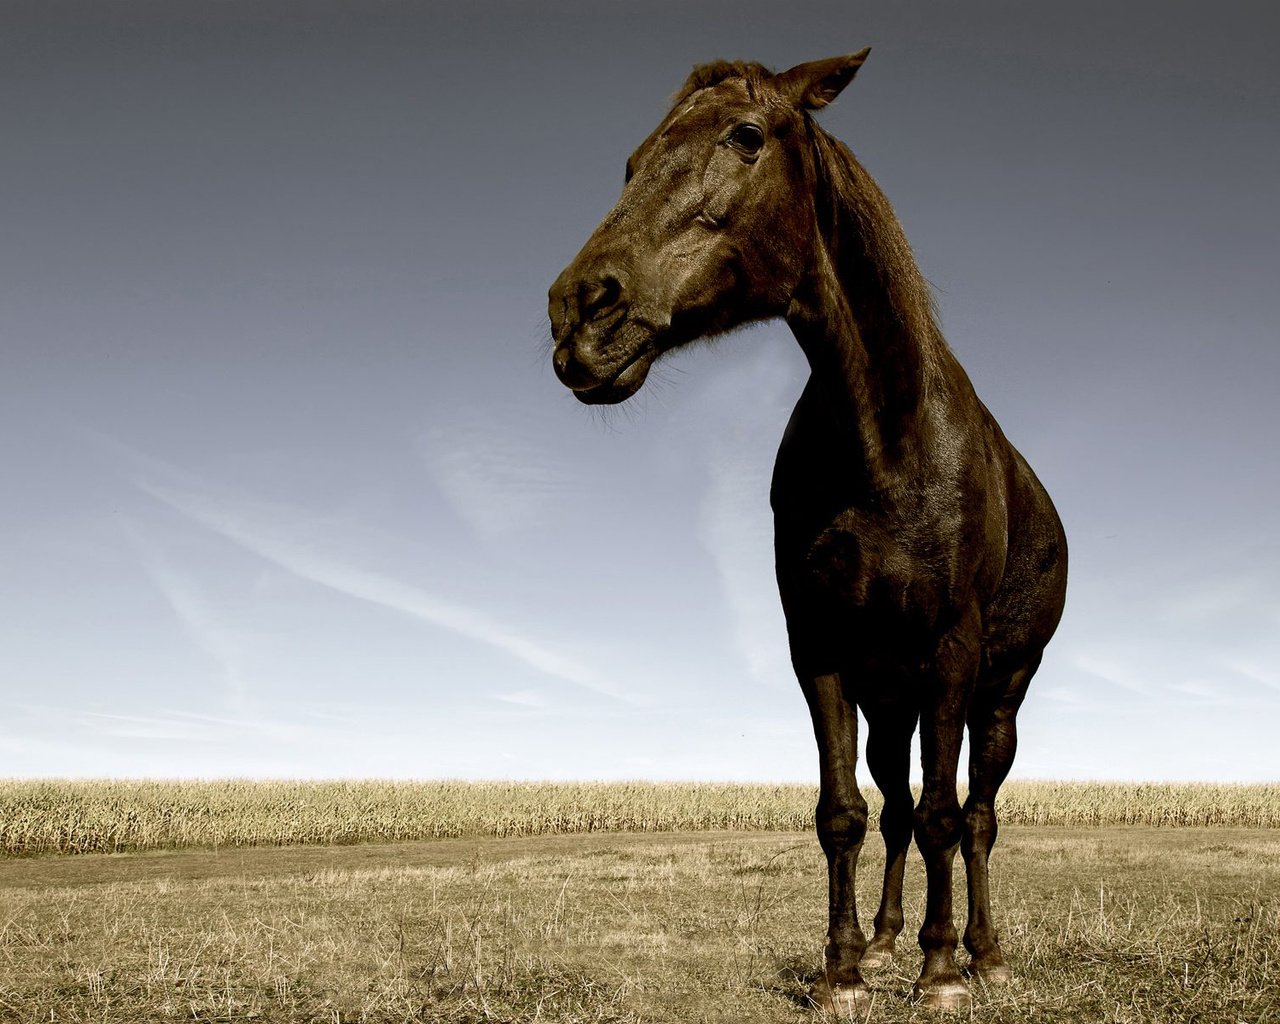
784 132 949 480
786 243 944 481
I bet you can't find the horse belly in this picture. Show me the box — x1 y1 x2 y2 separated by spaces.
979 459 1068 679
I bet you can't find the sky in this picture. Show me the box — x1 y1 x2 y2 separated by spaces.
2 1 1277 782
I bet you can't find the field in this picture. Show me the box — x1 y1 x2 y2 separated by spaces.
1 783 1278 1023
3 780 1278 855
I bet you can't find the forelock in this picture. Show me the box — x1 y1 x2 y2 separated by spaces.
670 60 773 109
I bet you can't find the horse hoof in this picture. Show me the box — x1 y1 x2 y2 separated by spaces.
973 961 1013 986
859 945 894 971
811 977 871 1017
911 978 971 1011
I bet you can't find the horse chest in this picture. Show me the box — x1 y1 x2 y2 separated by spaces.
807 513 954 617
771 396 1002 635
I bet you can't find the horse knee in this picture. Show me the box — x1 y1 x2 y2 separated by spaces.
913 799 963 853
879 796 915 843
817 795 869 854
963 799 997 846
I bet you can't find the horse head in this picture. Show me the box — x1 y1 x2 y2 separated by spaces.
549 51 870 404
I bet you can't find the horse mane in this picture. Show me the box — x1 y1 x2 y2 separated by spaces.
805 121 947 375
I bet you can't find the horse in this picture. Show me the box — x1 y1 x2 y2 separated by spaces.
548 51 1068 1013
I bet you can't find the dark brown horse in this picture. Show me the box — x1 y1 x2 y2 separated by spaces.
548 52 1067 1013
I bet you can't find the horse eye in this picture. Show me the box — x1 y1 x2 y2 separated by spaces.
727 123 765 155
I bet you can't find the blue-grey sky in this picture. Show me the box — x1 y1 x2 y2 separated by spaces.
2 1 1277 781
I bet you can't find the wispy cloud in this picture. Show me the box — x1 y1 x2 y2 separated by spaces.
117 515 252 707
1169 679 1224 700
72 709 300 743
420 414 578 541
15 703 304 744
1064 642 1280 713
698 439 787 685
492 689 548 708
1039 686 1092 706
1225 659 1280 693
1070 652 1156 695
692 345 797 688
104 440 632 703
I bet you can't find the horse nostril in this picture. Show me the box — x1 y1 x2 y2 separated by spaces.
579 274 623 320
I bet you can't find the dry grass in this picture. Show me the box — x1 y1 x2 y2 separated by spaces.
0 827 1276 1023
3 780 1278 856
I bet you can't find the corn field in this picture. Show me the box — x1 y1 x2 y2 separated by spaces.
1 779 1276 856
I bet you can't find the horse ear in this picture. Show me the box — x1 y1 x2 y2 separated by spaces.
774 49 871 110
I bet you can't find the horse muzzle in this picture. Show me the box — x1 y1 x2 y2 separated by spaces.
549 262 667 403
552 322 657 404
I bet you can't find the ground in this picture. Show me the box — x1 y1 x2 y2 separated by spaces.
1 827 1276 1023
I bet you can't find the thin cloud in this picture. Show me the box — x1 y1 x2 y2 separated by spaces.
419 414 578 541
117 515 252 706
698 440 787 686
1160 575 1270 626
1040 686 1092 706
1070 652 1156 695
20 705 303 744
74 710 249 743
1169 679 1224 700
1225 659 1280 693
128 471 632 703
492 689 549 708
692 344 797 689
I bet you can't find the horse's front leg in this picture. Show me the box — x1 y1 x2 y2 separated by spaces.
860 700 919 969
801 671 871 1016
911 608 982 1010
